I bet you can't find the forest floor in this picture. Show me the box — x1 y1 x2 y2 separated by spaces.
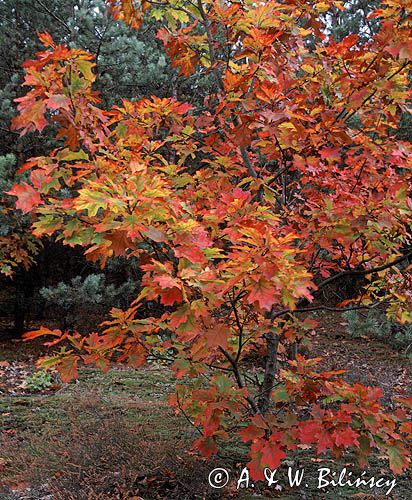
0 313 411 499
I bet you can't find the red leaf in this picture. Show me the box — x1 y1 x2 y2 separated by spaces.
317 429 334 454
247 279 276 310
174 245 206 263
7 183 43 213
260 440 286 469
193 436 218 458
160 287 183 306
239 424 265 443
333 427 359 448
30 169 54 189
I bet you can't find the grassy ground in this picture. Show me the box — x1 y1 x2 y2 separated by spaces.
0 331 411 499
0 364 214 499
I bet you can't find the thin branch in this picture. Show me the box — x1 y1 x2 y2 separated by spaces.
229 293 244 364
315 249 412 290
350 159 367 193
240 146 258 178
34 0 72 34
218 346 260 414
269 249 412 320
293 301 381 314
334 60 410 125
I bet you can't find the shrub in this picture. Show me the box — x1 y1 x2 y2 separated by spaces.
39 274 138 331
344 308 412 356
24 370 53 391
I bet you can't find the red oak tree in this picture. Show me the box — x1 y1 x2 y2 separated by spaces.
8 0 412 478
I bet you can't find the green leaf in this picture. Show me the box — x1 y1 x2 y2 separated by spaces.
76 60 95 82
272 385 289 403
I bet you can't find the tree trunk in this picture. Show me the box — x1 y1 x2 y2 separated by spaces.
13 272 26 335
257 332 279 413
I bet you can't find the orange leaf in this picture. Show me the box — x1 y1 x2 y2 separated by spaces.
58 355 79 383
37 31 55 47
23 327 63 341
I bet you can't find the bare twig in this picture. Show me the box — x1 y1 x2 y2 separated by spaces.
34 0 72 34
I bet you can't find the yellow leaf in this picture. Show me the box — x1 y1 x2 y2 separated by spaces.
316 2 330 12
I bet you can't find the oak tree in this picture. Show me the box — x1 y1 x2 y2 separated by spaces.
8 0 412 478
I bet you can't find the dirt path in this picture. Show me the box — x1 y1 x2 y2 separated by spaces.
309 314 412 405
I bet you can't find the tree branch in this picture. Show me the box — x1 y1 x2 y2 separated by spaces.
270 249 412 320
218 346 260 414
34 0 72 34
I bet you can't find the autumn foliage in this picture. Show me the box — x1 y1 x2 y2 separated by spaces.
7 0 412 478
